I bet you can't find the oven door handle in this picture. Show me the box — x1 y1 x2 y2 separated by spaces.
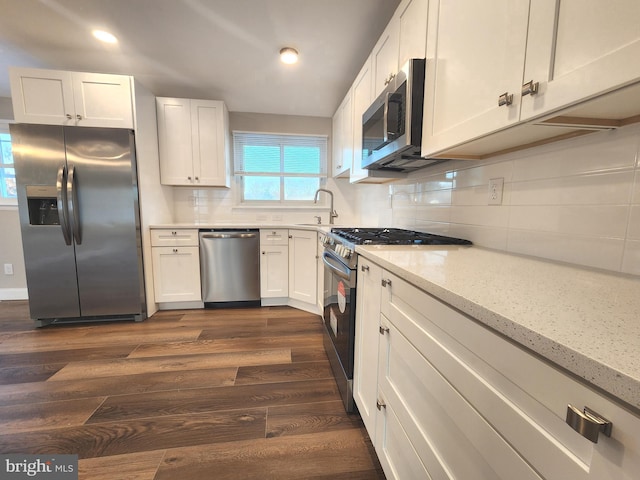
322 251 352 281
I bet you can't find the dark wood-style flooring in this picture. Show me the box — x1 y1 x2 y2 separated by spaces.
0 301 385 479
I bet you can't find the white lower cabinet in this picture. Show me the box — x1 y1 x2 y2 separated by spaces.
259 229 289 300
151 229 201 303
260 245 289 298
355 260 640 479
353 257 383 439
288 229 317 305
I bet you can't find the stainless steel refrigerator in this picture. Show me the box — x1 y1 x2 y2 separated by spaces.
10 124 146 327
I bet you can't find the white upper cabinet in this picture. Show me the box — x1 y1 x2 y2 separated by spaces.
156 97 230 187
398 0 429 69
10 67 133 128
349 57 374 183
521 0 640 121
423 0 640 158
373 0 429 99
422 0 530 156
372 15 400 99
331 90 353 178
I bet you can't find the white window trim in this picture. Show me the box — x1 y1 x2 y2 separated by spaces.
0 121 17 206
232 130 329 208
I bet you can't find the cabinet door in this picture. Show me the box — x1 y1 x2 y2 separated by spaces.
331 104 342 177
353 258 382 441
349 58 373 183
156 97 194 186
398 0 429 68
332 92 353 178
422 0 530 156
375 313 542 480
521 0 640 121
288 229 317 304
372 17 400 99
191 99 230 187
260 245 289 298
72 72 133 128
152 246 201 303
9 68 75 125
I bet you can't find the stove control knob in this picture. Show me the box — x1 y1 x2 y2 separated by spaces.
337 245 344 256
344 248 352 259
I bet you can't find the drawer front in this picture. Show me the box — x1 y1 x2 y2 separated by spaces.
151 229 199 247
381 271 640 480
377 314 542 480
260 229 289 246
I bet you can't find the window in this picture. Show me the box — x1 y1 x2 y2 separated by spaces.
0 124 16 202
233 132 327 204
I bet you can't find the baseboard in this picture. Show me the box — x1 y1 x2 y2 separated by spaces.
0 288 28 301
157 301 204 310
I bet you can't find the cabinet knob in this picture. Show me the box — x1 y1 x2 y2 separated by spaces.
498 92 513 107
262 251 266 255
76 114 82 120
361 265 369 272
195 176 199 181
376 399 386 410
288 235 293 239
521 80 539 97
381 279 392 288
66 113 73 120
566 405 612 443
187 176 192 181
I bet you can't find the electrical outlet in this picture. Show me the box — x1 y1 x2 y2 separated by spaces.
488 177 504 205
4 263 13 275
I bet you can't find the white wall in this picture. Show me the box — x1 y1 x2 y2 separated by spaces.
172 112 361 226
0 96 26 300
359 123 640 276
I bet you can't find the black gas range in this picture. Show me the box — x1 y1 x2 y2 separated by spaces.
320 227 471 413
322 227 472 269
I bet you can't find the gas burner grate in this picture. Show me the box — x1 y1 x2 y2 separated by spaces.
330 228 472 246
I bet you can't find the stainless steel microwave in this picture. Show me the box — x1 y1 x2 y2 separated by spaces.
361 58 442 173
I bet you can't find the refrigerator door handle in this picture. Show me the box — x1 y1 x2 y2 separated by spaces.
67 165 82 245
56 164 72 245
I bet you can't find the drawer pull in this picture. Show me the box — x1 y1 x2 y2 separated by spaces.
381 279 392 288
498 92 513 107
566 405 612 443
379 325 389 335
521 80 539 97
172 248 178 253
376 399 386 410
360 265 369 272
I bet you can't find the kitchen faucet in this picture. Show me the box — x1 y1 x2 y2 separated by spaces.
313 188 338 224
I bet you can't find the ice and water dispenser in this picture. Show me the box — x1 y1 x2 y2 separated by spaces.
25 185 60 225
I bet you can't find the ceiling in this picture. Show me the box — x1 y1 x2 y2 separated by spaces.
0 0 401 117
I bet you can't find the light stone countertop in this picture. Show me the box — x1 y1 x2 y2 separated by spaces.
356 244 640 412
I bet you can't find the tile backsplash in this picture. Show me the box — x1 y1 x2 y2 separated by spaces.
361 123 640 276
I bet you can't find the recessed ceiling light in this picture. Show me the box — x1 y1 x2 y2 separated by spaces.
92 30 118 44
279 47 299 65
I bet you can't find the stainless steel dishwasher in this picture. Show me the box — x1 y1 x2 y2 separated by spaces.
199 229 261 307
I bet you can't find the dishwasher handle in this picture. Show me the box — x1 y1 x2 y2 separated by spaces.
200 232 257 239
